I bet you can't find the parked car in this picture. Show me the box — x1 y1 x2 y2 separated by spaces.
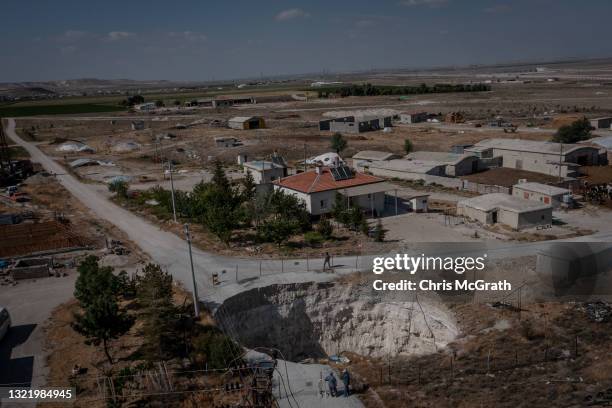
0 307 11 341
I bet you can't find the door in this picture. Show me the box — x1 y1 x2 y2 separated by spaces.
491 211 498 224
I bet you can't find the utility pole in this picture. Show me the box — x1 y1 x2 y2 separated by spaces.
168 160 178 222
558 142 563 183
184 224 200 318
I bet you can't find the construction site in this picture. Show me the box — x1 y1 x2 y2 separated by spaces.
2 3 612 404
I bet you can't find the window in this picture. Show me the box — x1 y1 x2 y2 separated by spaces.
320 199 328 209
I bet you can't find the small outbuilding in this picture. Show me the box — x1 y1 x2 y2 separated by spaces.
512 182 571 208
405 194 429 212
228 116 265 130
243 160 287 184
457 193 552 230
405 151 480 176
589 117 612 129
399 112 428 124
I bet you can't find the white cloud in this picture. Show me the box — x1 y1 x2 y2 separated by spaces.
398 0 448 7
107 31 135 41
275 8 310 21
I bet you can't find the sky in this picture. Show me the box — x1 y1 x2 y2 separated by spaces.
2 0 612 82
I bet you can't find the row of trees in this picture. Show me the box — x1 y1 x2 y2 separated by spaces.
131 162 311 247
317 82 490 98
72 256 237 368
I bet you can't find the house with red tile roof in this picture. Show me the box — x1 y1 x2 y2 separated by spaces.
273 166 397 216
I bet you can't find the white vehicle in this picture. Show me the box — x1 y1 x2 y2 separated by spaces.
0 307 10 341
305 152 345 166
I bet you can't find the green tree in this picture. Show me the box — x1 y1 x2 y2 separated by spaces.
404 139 413 154
137 264 179 361
155 100 164 108
316 217 333 239
191 329 239 369
331 192 348 224
241 170 257 202
174 100 181 106
257 218 300 247
72 256 133 365
108 180 129 199
74 256 119 309
552 118 592 143
330 132 347 154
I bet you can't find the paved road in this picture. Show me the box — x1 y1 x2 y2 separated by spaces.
0 275 77 407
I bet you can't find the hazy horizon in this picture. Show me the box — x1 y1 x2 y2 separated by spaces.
3 0 612 83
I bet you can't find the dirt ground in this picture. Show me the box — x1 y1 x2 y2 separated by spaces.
461 167 562 188
351 300 612 408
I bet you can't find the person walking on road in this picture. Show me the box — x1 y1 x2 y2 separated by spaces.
323 251 332 272
324 372 338 397
342 368 351 397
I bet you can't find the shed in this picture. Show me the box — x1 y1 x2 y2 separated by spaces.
228 116 265 130
405 151 480 176
589 117 612 129
400 112 428 124
404 194 429 212
512 182 570 208
457 193 552 230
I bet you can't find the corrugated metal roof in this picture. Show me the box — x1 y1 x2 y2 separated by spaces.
468 138 599 155
352 151 399 161
586 136 612 150
366 159 443 174
405 151 476 165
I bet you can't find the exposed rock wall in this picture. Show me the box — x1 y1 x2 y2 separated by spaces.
216 282 458 361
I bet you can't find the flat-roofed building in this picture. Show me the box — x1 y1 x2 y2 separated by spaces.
512 182 570 208
399 112 428 124
228 116 265 130
352 150 401 164
457 193 552 230
404 151 480 176
589 117 612 129
465 138 604 177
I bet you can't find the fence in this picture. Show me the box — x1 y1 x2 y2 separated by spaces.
461 180 510 194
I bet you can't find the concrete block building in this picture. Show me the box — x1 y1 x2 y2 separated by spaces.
399 112 428 124
589 117 612 129
465 138 604 177
457 193 552 230
319 116 392 134
228 116 265 130
243 160 287 184
404 151 480 176
512 182 571 208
